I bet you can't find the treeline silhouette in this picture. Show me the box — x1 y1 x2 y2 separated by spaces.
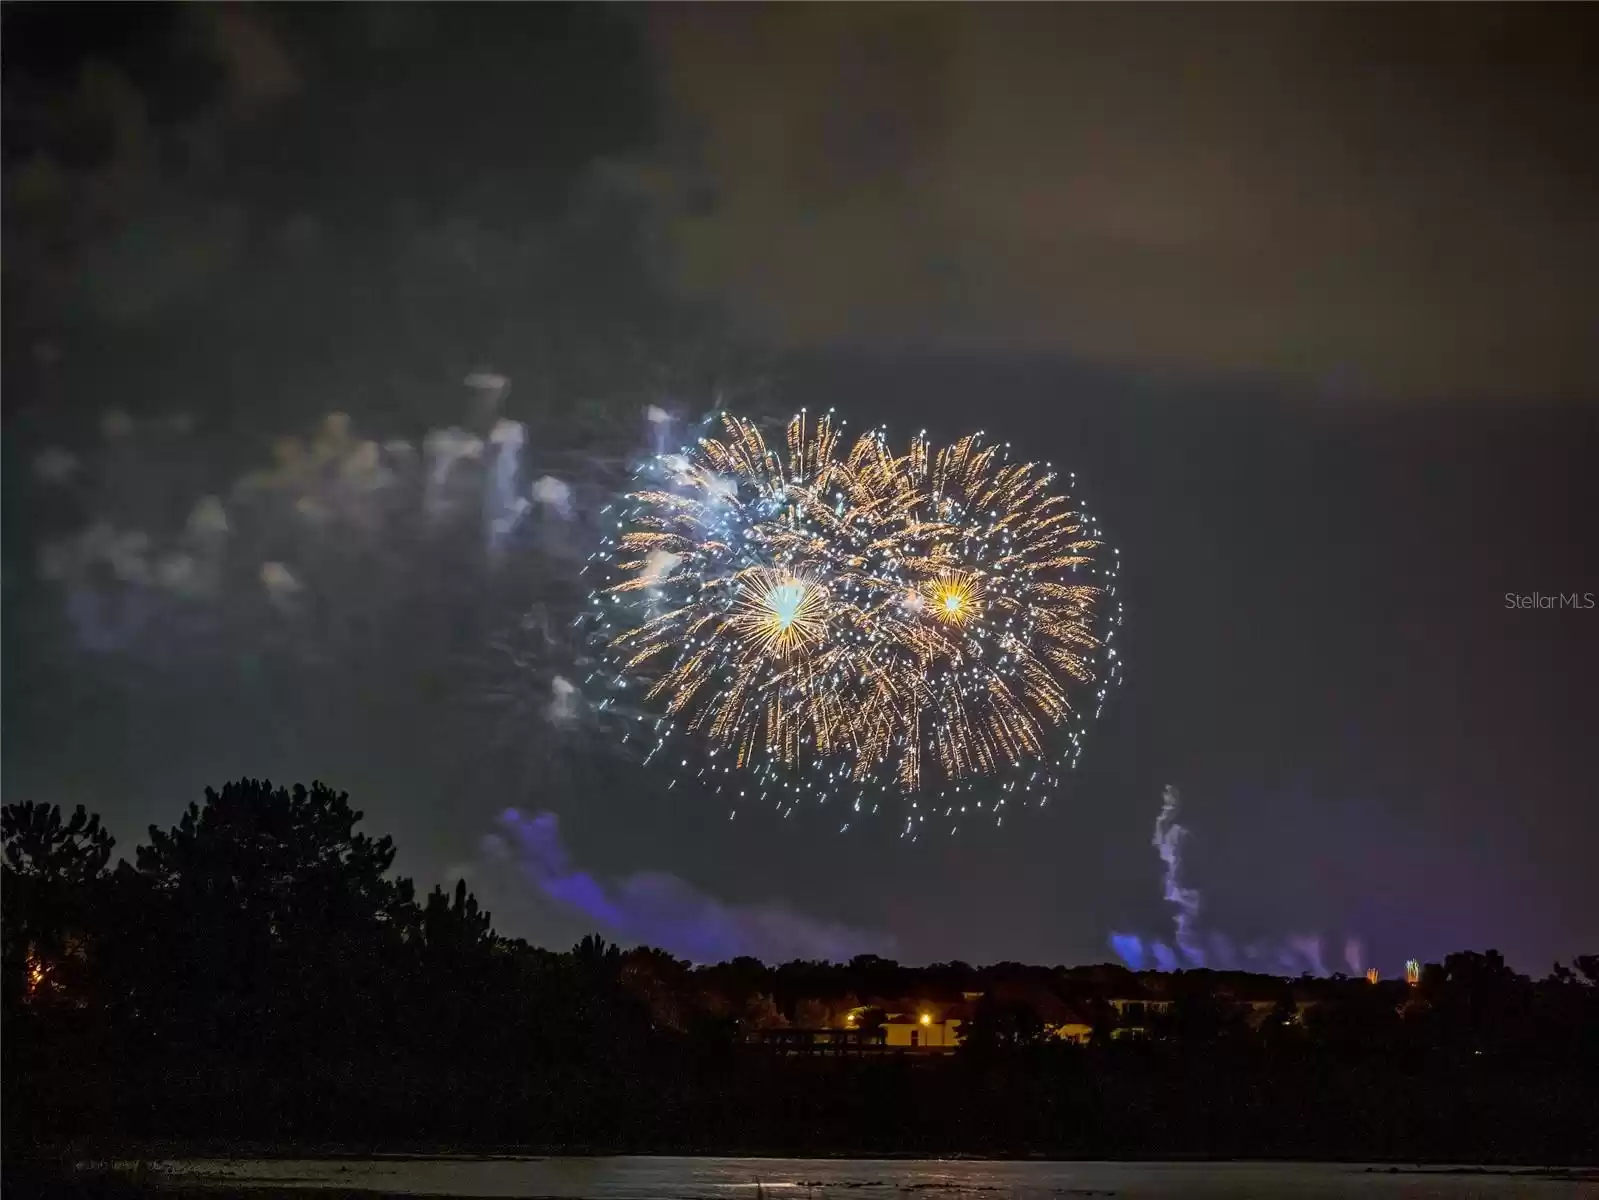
4 781 1597 1163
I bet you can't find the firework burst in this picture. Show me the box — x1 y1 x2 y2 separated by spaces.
586 410 1121 835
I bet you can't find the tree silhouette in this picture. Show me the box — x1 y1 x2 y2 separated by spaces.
1162 987 1240 1045
135 779 410 929
2 803 114 882
1428 948 1534 1056
794 997 832 1029
961 994 1046 1056
743 992 788 1030
125 779 417 1060
422 879 495 953
853 1005 889 1042
1087 997 1118 1047
621 946 692 1031
573 932 624 977
1257 993 1305 1053
2 802 117 1013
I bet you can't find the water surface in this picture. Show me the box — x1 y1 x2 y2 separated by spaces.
145 1155 1598 1199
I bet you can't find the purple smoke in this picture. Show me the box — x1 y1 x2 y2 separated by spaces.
489 808 894 964
1208 932 1240 970
1343 936 1365 976
1109 932 1146 970
1287 934 1328 977
1109 785 1366 978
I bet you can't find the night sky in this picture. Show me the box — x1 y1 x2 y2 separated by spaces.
4 5 1596 974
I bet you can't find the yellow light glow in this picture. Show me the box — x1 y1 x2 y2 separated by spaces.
919 1013 932 1026
924 572 982 628
732 571 828 657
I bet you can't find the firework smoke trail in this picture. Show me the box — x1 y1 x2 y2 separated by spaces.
646 404 672 455
32 374 633 612
1109 785 1368 978
20 378 663 756
1153 784 1204 965
486 419 530 555
1110 933 1147 970
1288 934 1328 977
1343 937 1365 977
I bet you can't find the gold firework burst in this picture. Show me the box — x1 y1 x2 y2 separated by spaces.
593 410 1119 822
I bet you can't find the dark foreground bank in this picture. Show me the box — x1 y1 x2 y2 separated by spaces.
7 789 1597 1169
8 1045 1599 1165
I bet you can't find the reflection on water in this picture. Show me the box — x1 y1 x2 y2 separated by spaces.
141 1156 1597 1199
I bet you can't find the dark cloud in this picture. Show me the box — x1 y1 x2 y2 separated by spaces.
1 6 296 331
630 6 1598 400
4 6 1594 975
205 5 299 109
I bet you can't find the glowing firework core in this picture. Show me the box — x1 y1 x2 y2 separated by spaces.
768 583 808 627
927 573 982 628
741 574 827 656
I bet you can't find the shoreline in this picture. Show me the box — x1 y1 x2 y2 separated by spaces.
39 1146 1599 1171
11 1155 1597 1200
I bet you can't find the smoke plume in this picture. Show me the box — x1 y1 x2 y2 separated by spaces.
1153 785 1203 965
485 808 895 964
1110 784 1366 977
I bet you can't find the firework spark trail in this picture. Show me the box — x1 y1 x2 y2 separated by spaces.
589 409 1122 832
